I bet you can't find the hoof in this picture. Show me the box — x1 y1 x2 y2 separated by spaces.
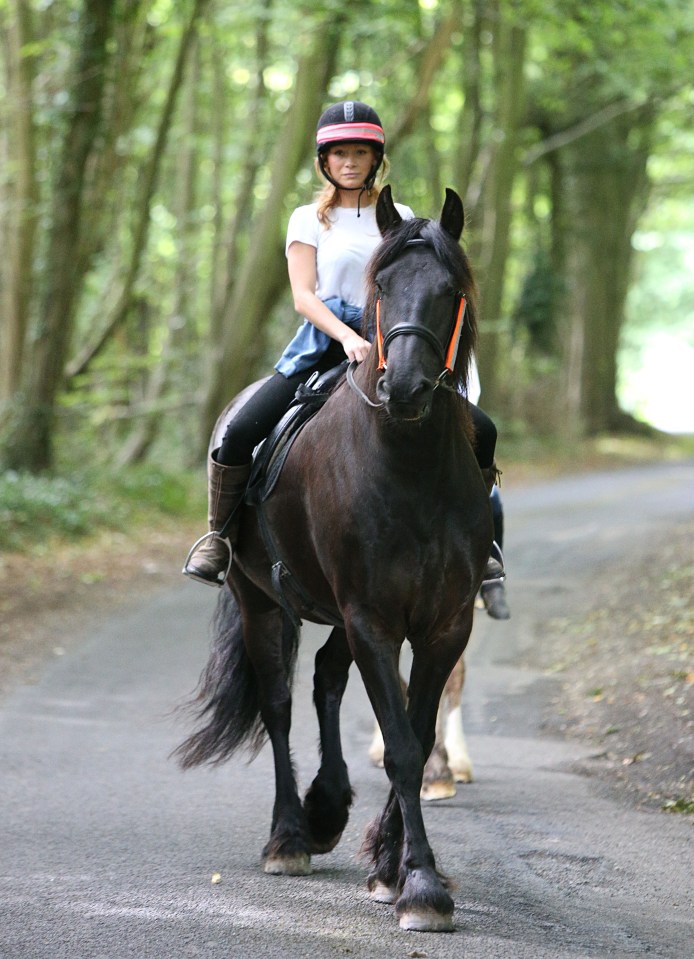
421 779 457 802
450 764 473 784
310 832 343 855
399 908 455 932
370 881 398 904
263 853 312 876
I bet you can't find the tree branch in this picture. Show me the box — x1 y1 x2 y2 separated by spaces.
523 98 649 166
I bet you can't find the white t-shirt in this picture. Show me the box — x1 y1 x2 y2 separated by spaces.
285 201 414 309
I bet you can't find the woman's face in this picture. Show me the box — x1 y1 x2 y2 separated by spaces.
325 143 376 189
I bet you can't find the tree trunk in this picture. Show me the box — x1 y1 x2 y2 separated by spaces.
474 11 526 407
0 0 39 408
199 29 341 448
453 0 484 203
117 35 203 467
388 7 460 154
211 0 273 341
1 0 115 472
560 107 654 434
65 0 210 381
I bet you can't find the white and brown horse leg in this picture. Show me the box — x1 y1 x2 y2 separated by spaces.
442 654 473 784
303 627 354 854
420 692 457 801
421 655 472 799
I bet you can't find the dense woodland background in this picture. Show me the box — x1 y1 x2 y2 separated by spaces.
1 0 693 479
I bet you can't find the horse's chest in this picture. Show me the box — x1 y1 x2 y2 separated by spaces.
342 484 478 571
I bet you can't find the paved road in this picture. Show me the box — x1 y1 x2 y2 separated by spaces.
1 461 693 959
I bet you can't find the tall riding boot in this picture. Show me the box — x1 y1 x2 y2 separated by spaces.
480 463 505 584
182 455 252 587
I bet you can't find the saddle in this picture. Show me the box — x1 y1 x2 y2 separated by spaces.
246 361 348 506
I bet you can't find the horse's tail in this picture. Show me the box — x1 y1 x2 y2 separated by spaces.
173 588 299 769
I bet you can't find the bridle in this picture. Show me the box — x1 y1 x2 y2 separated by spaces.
375 292 467 381
347 239 467 408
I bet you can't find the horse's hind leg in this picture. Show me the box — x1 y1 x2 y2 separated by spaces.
236 585 311 876
303 627 354 854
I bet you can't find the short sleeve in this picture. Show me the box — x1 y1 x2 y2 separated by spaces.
396 203 415 220
285 204 320 256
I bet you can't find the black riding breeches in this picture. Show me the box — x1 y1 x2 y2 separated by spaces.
468 402 497 470
216 341 345 466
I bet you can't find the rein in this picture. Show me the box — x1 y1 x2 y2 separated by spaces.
347 360 385 408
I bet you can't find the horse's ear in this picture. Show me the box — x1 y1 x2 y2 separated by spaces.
376 184 403 237
440 188 464 241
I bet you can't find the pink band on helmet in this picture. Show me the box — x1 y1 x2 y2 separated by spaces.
316 122 385 147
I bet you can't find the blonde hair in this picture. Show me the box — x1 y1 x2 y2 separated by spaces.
314 154 390 226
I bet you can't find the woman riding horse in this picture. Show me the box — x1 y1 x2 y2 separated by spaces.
182 100 503 588
177 176 496 931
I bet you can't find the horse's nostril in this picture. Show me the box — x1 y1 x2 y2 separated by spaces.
376 378 390 402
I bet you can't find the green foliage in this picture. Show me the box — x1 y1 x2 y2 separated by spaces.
1 0 693 469
662 796 694 815
0 465 203 553
0 472 100 549
511 249 563 356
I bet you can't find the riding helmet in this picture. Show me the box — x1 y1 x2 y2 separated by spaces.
315 101 386 190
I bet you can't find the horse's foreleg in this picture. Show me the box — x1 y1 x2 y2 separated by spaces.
303 627 354 854
393 630 472 929
240 602 311 876
368 671 407 768
347 618 454 931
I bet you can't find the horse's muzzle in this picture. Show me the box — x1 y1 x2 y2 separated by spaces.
376 374 434 421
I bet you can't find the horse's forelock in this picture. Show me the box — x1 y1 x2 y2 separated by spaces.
366 217 472 296
365 217 429 290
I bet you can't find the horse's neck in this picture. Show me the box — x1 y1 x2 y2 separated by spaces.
348 384 469 478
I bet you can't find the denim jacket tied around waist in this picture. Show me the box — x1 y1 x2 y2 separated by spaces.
274 297 366 377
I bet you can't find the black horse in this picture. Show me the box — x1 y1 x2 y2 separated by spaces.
175 187 493 931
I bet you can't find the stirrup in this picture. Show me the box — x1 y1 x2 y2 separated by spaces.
181 531 233 588
483 541 506 586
